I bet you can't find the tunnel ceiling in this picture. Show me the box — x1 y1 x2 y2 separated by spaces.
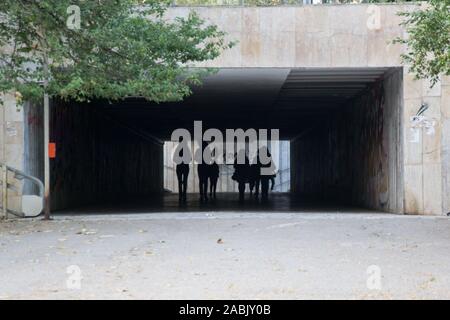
101 67 391 140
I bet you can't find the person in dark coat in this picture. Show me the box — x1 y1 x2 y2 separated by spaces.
197 142 209 202
249 154 261 198
204 138 220 200
209 161 219 199
174 136 191 203
198 162 209 202
259 146 275 201
232 149 250 202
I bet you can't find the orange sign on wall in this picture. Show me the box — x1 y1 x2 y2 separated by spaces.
49 143 56 159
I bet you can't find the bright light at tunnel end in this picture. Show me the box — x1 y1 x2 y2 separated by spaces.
171 121 279 176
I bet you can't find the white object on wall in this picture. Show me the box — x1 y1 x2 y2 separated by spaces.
22 195 43 217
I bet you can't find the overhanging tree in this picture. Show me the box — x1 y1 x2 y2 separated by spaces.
395 0 450 86
0 0 233 104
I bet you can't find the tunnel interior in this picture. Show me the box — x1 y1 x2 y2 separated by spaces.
42 67 404 214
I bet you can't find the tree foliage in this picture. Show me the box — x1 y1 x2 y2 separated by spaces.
395 0 449 86
0 0 233 104
174 0 414 5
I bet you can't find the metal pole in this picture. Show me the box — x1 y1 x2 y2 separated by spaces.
2 101 6 218
3 168 6 219
43 54 51 220
2 164 7 219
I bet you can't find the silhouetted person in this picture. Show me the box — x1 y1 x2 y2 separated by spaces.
174 137 191 203
198 163 209 202
249 154 261 198
205 137 220 200
233 149 250 202
209 161 219 199
197 142 209 202
259 147 276 201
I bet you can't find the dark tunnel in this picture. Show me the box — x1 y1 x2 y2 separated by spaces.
24 68 405 214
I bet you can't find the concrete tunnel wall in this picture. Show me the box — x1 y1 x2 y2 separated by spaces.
291 69 404 213
42 101 164 211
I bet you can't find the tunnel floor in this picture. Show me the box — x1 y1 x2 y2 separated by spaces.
56 193 384 216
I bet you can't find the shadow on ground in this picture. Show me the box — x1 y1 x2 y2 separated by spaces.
56 192 378 215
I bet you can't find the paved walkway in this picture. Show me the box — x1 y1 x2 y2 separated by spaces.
1 212 450 299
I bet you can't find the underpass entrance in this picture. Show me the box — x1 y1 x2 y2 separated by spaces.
39 67 404 214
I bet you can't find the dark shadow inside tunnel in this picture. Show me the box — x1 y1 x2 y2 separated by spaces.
26 67 405 214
